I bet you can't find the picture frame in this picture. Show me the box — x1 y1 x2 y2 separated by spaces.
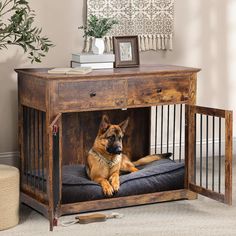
113 36 140 68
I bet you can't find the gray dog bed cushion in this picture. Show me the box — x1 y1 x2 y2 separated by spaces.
62 158 185 204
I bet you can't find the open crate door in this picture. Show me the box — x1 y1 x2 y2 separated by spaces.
185 105 233 205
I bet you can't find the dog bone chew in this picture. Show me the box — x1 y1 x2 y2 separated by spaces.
60 212 123 226
76 212 123 223
75 213 107 224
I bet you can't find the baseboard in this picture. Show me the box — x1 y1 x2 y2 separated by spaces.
0 152 19 167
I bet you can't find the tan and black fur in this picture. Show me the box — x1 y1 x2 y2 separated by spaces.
86 115 172 196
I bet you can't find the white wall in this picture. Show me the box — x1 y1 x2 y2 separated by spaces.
0 0 235 154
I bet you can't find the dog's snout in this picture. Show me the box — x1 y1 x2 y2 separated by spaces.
107 145 122 155
115 146 122 154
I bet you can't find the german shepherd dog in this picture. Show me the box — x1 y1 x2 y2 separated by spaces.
86 115 171 196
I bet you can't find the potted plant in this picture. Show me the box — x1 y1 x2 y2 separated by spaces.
0 0 53 63
79 15 118 55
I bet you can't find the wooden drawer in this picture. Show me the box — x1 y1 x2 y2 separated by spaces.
58 80 127 111
128 77 190 106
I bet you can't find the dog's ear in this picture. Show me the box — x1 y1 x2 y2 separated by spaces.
119 117 129 133
99 115 110 134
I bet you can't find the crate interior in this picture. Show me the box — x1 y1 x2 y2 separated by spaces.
60 105 186 204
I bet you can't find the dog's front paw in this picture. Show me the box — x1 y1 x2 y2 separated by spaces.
109 176 120 193
101 181 114 197
130 167 139 172
112 182 120 192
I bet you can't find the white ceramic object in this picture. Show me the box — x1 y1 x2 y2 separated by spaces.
92 38 105 55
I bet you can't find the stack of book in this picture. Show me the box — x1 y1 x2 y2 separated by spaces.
71 53 115 69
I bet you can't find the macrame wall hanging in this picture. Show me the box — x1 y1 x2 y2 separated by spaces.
84 0 175 52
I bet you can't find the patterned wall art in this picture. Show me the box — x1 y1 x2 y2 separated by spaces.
84 0 175 52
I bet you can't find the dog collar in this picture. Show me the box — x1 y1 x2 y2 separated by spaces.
89 149 121 168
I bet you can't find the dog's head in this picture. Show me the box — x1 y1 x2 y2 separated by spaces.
96 115 129 155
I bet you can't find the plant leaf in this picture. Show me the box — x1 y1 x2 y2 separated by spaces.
0 0 54 63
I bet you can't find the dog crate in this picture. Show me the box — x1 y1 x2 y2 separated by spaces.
17 66 233 230
20 104 232 226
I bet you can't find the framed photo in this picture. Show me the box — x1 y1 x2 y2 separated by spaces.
113 36 140 68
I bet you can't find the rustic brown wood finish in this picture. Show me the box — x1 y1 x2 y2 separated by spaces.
185 105 233 204
16 64 233 231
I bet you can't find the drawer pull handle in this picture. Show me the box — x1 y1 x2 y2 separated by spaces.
90 92 96 97
157 88 162 93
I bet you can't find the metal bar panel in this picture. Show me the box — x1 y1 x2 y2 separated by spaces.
173 105 176 160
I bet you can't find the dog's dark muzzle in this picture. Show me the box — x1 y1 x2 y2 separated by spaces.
107 146 122 155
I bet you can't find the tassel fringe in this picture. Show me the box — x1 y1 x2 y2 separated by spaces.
83 34 173 53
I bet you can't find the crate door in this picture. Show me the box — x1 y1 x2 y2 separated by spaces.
185 105 233 205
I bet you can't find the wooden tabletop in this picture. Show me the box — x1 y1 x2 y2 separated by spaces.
15 64 201 80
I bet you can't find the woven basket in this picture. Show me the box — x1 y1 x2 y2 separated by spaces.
0 165 19 231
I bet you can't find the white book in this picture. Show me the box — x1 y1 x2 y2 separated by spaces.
72 52 115 63
71 61 113 70
48 67 92 75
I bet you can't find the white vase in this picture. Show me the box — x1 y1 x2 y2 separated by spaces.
92 38 105 55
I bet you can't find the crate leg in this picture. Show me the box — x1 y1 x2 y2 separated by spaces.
49 211 54 231
187 190 198 200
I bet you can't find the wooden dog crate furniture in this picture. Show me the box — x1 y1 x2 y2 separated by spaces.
16 65 233 231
